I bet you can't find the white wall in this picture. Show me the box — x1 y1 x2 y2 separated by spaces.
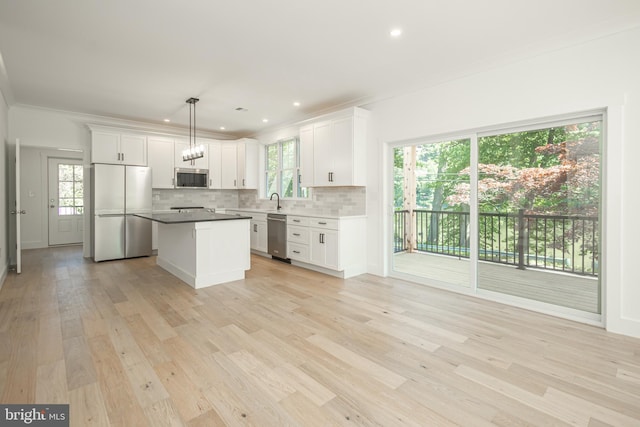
364 27 640 338
0 89 8 287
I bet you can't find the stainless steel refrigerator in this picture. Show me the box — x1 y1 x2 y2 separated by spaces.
91 164 152 261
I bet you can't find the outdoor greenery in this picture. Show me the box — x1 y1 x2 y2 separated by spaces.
394 120 601 275
58 164 83 216
395 121 601 216
266 138 305 198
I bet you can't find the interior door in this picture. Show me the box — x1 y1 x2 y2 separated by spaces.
48 158 84 245
12 138 23 273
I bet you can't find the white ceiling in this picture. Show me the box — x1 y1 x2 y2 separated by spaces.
1 0 640 137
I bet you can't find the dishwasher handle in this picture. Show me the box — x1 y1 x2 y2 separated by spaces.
267 217 287 222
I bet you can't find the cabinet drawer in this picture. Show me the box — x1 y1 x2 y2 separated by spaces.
287 226 309 244
288 242 310 262
309 217 339 230
287 215 309 226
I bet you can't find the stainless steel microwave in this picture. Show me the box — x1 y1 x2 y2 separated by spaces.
175 168 208 188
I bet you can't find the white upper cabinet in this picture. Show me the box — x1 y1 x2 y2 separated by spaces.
299 125 314 188
302 107 369 187
208 140 222 189
218 139 258 189
89 126 261 190
91 131 147 166
148 137 175 188
174 139 208 169
120 134 147 166
237 138 258 190
221 142 238 189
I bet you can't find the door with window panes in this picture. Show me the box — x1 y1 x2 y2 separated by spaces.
48 158 84 245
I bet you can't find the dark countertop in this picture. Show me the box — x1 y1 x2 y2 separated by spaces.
134 212 251 224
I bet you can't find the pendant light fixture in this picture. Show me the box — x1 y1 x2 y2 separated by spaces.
183 97 205 162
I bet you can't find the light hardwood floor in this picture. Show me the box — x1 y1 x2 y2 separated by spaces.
1 246 639 426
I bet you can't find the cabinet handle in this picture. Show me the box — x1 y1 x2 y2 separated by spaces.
319 233 325 244
318 221 327 225
293 233 300 236
242 178 245 186
122 153 125 161
293 219 300 223
254 224 257 232
328 172 333 182
234 179 236 187
293 250 300 254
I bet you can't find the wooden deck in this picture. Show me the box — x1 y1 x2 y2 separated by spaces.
393 252 599 313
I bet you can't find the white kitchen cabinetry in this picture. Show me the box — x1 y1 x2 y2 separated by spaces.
310 228 339 269
286 215 366 278
91 131 147 165
250 213 268 253
208 141 222 189
148 137 175 188
221 143 238 189
175 140 208 170
237 138 259 189
302 107 369 187
309 217 339 269
226 210 267 254
299 125 314 188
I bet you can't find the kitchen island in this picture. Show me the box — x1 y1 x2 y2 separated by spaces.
135 212 251 288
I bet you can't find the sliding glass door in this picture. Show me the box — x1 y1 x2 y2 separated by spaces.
475 118 601 313
392 139 472 288
391 114 602 316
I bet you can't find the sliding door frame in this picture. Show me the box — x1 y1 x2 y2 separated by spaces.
386 109 605 327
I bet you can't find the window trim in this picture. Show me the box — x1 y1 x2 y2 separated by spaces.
264 136 307 199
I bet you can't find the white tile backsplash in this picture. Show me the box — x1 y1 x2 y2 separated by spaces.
154 187 366 216
152 189 239 211
239 187 366 216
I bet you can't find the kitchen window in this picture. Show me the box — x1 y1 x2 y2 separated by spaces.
265 137 308 198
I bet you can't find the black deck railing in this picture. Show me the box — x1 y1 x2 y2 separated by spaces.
394 209 599 277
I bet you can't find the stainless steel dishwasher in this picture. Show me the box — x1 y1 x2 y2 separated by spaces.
267 213 289 261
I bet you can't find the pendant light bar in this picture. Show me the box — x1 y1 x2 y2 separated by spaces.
183 97 205 161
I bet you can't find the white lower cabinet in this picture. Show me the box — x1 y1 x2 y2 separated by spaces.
227 210 267 254
287 215 365 278
250 218 268 253
287 224 310 262
310 228 339 269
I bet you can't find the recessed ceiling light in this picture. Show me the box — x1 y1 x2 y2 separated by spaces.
262 118 269 123
293 101 301 107
163 118 171 122
390 28 402 38
220 126 225 130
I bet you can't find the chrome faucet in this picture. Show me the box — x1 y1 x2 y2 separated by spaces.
269 192 282 211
